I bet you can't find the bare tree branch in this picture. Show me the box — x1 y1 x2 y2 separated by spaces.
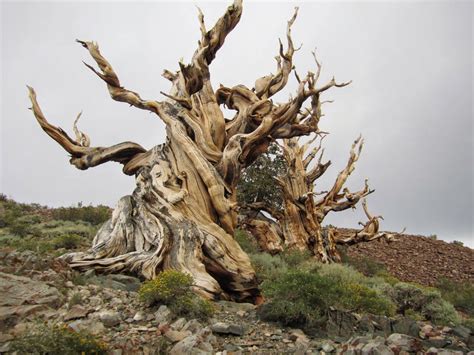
254 7 299 99
28 86 147 175
76 40 166 121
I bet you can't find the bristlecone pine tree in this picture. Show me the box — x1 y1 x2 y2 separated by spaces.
28 0 352 301
239 136 399 261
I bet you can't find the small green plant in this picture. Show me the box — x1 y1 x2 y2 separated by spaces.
138 270 214 320
10 323 108 354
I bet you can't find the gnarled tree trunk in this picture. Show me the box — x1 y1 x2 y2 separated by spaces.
241 135 380 262
28 1 350 301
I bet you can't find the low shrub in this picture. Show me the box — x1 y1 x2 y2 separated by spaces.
260 269 395 331
436 278 474 316
250 253 288 282
9 323 107 354
462 318 474 331
138 270 214 320
280 248 312 268
235 229 258 254
386 282 460 325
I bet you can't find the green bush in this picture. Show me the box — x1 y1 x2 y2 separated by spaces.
280 248 311 268
8 219 31 237
250 253 288 282
235 229 258 254
138 270 214 320
10 323 107 354
386 282 460 325
436 278 474 316
462 318 474 331
260 269 395 331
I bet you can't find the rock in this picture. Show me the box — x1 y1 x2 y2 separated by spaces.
98 310 121 327
170 327 214 355
423 336 451 349
165 329 192 343
386 333 423 353
452 325 471 342
155 305 172 324
289 329 310 351
327 309 360 339
426 348 464 354
0 272 62 329
211 322 245 336
64 305 89 321
216 301 255 313
89 296 102 307
442 326 452 334
107 274 141 292
0 342 11 353
171 317 187 330
358 314 375 334
362 344 394 355
68 319 105 335
392 317 420 337
133 311 146 322
10 322 34 337
0 333 13 343
420 324 435 339
182 319 203 333
321 342 336 352
170 335 198 355
289 329 309 343
65 281 74 288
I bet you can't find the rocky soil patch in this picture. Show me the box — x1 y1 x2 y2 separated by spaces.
0 249 473 354
344 231 474 286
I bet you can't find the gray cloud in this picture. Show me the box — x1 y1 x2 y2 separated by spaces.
1 1 472 246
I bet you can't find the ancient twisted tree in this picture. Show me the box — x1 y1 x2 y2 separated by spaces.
28 0 350 301
239 135 393 261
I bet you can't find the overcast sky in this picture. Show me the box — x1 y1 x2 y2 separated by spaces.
1 1 472 247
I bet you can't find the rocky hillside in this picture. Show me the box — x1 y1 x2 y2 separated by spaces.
342 230 474 286
0 197 473 354
0 249 473 354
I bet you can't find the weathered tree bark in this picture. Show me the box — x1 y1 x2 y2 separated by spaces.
28 1 349 300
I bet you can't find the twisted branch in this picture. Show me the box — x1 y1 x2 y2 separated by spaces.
28 86 147 175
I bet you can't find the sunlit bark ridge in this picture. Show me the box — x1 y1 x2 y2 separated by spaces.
28 1 350 300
